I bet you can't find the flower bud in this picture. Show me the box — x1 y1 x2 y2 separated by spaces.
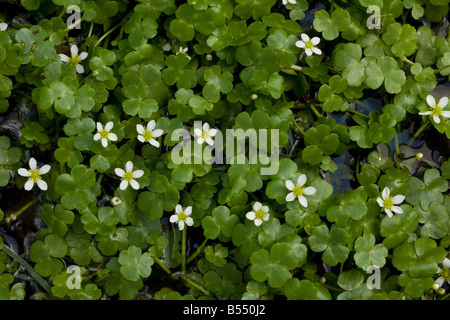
251 93 258 100
415 152 423 160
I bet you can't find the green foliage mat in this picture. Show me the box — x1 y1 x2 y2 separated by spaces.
0 0 450 300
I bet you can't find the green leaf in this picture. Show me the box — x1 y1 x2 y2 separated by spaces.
118 246 154 282
308 225 349 266
313 8 350 40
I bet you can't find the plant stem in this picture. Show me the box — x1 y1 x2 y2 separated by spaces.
187 238 208 264
153 256 173 276
10 198 38 221
291 116 305 135
346 108 369 118
289 64 303 72
65 17 84 31
401 56 415 66
1 243 53 296
181 227 187 273
94 12 132 48
310 104 323 118
408 120 431 145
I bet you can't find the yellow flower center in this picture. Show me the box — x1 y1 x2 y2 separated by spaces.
99 129 110 139
383 197 394 210
202 131 210 139
142 130 153 141
68 55 81 65
431 105 444 117
255 209 266 220
305 41 314 49
123 171 134 182
28 169 41 182
293 185 304 197
178 211 188 222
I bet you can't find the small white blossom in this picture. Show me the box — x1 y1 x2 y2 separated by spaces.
0 23 8 31
136 120 163 147
434 256 450 291
176 46 191 60
170 205 194 231
93 121 118 148
246 202 270 226
285 174 316 207
282 0 296 5
115 161 144 190
59 44 88 74
419 95 450 124
295 33 322 56
111 197 122 206
376 187 405 218
17 158 51 191
193 122 217 146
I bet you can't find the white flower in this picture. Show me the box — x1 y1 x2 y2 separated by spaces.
162 43 171 51
376 187 405 218
170 205 194 231
17 158 51 191
0 23 8 31
193 122 217 146
59 44 88 74
114 161 144 190
111 197 122 206
93 121 118 148
136 120 163 147
282 0 296 5
246 202 270 226
295 33 322 56
434 257 450 290
419 95 450 124
176 46 191 60
285 174 316 208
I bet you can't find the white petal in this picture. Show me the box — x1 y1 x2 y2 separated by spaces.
38 164 51 175
147 120 156 131
149 139 160 147
295 40 305 48
443 258 450 269
418 111 432 115
133 170 144 178
391 206 403 214
24 180 34 191
97 122 103 131
75 64 84 74
18 168 31 177
119 180 129 190
426 95 436 108
137 135 146 143
286 192 296 202
254 219 263 226
303 186 316 195
108 133 118 141
438 97 448 108
392 194 405 204
36 179 47 191
436 277 445 287
384 208 393 218
205 138 214 146
253 202 262 211
79 52 88 60
196 138 204 145
299 195 308 208
305 48 313 56
301 33 310 42
125 161 133 172
178 221 185 231
433 115 441 123
0 23 8 31
185 206 192 215
202 122 210 131
101 138 108 148
136 124 145 134
129 179 139 190
376 197 384 208
29 158 37 170
115 168 125 177
152 129 164 137
311 37 320 45
246 211 256 220
93 133 101 141
382 187 390 199
208 129 217 137
186 217 194 226
261 205 269 213
441 111 450 118
263 213 269 221
59 54 69 62
285 180 295 191
311 47 322 55
104 121 114 131
169 214 179 223
194 128 203 137
70 44 79 57
176 204 183 213
297 174 307 187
